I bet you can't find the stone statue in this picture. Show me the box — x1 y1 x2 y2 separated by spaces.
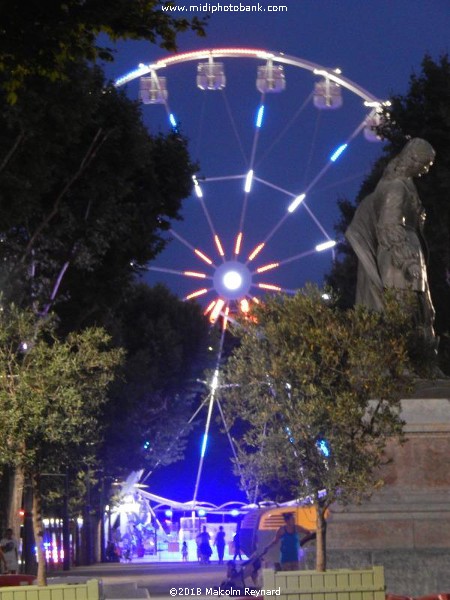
346 138 436 346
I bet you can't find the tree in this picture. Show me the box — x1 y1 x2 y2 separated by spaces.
0 58 204 549
222 286 413 571
0 62 197 328
0 303 123 584
0 2 209 560
0 0 206 102
326 54 450 372
100 283 211 477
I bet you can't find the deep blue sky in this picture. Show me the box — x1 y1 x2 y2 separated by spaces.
106 0 450 301
104 1 450 505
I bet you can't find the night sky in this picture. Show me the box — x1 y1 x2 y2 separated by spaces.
103 1 450 506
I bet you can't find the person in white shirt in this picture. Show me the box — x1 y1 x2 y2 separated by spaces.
0 528 19 574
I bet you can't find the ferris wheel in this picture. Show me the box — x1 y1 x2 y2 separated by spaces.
115 48 386 507
116 47 385 329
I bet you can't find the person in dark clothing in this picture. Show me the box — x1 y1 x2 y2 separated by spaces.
215 526 226 564
199 526 212 564
233 532 242 560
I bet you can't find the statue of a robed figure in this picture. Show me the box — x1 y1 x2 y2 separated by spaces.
346 138 436 349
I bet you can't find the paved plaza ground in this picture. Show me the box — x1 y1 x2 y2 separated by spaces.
50 559 235 598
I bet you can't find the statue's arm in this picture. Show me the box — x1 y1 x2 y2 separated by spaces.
376 182 421 281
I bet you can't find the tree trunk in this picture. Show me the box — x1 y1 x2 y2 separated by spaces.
31 473 47 586
22 480 37 575
315 505 327 571
6 467 24 541
62 472 70 571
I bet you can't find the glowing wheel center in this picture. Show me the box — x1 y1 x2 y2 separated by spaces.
213 261 252 301
223 270 242 290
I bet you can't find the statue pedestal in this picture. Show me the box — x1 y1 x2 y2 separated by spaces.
319 381 450 594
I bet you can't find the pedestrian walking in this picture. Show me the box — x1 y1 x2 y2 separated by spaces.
214 526 226 564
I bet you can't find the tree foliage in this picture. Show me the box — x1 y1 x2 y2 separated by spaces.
222 286 413 571
0 62 197 329
0 55 209 546
0 0 206 102
326 54 450 372
0 1 211 556
100 283 211 476
0 302 123 582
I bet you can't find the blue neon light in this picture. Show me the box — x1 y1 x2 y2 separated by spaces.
330 143 348 162
256 105 265 128
200 433 208 458
115 67 146 87
169 113 178 128
317 439 330 457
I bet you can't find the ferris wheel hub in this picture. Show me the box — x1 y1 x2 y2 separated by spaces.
213 261 252 300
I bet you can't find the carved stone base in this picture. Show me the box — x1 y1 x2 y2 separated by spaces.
324 383 450 593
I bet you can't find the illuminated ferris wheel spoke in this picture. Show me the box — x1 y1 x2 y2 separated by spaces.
148 266 210 280
266 240 337 273
140 390 214 485
249 178 323 249
251 116 369 252
185 288 211 300
192 175 204 198
169 229 216 267
215 394 247 486
236 95 266 239
223 305 231 329
255 91 314 169
204 299 217 316
257 283 282 292
238 190 250 241
249 95 266 167
193 93 208 159
214 235 225 258
256 283 297 295
195 249 214 265
203 174 246 183
301 117 368 195
253 261 280 275
301 109 322 186
315 170 370 193
274 248 322 267
234 232 243 256
301 201 332 238
192 327 226 505
209 298 226 322
193 186 225 262
221 90 249 165
254 176 294 196
169 228 198 252
247 242 266 263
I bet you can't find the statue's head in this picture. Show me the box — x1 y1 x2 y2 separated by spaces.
395 138 436 177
